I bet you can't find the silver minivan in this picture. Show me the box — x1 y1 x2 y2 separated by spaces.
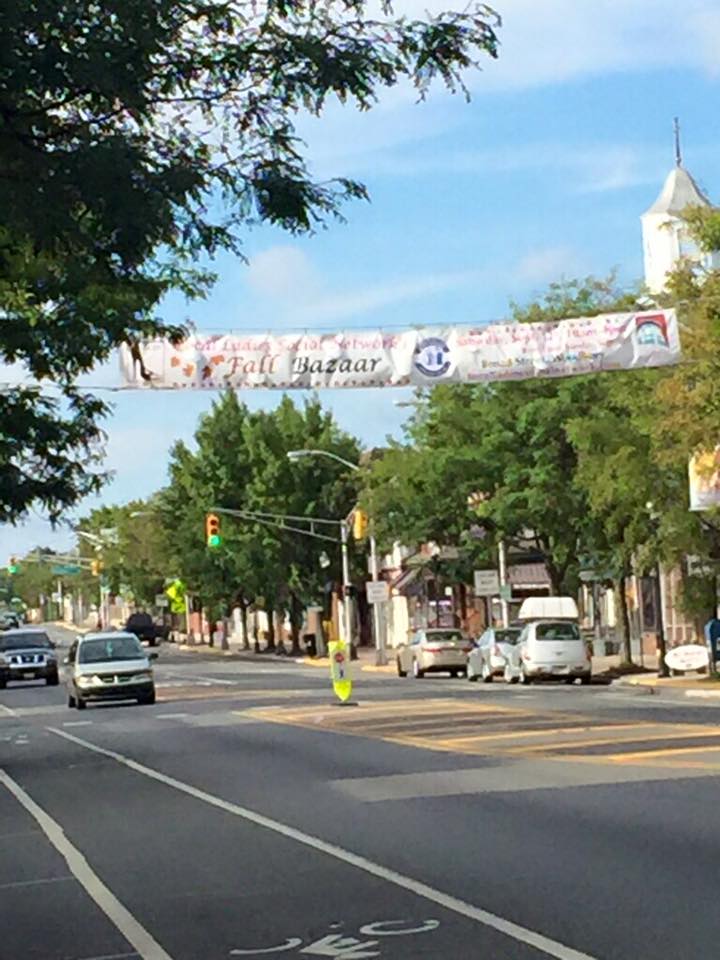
511 620 591 684
65 632 157 709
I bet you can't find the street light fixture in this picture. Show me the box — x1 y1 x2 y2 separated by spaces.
287 449 387 665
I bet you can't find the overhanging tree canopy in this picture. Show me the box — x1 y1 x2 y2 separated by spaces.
0 0 500 522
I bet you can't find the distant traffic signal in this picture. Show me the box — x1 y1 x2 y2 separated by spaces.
206 513 221 548
91 560 103 576
7 556 18 575
352 509 368 541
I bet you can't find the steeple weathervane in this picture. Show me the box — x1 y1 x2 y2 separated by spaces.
674 116 682 167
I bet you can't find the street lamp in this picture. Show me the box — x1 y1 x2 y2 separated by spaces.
287 449 387 665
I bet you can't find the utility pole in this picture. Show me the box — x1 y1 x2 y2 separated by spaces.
655 561 670 677
498 539 510 628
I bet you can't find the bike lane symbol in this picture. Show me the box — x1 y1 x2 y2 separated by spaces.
230 919 439 957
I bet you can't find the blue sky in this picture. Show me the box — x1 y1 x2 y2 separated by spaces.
4 0 720 556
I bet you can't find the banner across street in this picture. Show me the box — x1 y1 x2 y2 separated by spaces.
120 310 680 391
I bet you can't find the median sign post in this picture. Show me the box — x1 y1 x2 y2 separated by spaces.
328 639 353 703
365 580 389 604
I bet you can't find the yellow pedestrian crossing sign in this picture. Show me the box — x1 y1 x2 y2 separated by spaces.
328 639 353 703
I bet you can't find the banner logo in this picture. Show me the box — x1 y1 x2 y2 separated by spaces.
413 337 452 378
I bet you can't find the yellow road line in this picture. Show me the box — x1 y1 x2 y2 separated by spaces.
512 727 720 755
608 744 720 762
430 722 657 748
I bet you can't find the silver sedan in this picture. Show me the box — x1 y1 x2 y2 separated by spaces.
396 628 472 678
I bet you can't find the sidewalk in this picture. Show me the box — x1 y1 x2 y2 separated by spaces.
614 672 720 699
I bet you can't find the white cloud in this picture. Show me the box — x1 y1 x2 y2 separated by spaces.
393 0 720 92
515 246 583 285
305 269 477 323
246 246 320 301
244 245 478 325
342 140 668 194
295 0 720 179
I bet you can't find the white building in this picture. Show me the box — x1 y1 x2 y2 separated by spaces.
641 124 720 293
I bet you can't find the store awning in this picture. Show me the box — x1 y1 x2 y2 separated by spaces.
508 563 551 588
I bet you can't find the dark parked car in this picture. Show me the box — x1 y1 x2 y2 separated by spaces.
0 629 59 688
125 612 169 647
0 611 21 631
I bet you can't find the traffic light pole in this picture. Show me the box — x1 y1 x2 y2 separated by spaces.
340 520 352 648
368 526 387 665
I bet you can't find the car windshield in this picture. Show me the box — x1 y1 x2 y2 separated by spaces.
425 632 463 644
536 622 581 641
495 629 521 645
79 637 144 663
0 633 51 651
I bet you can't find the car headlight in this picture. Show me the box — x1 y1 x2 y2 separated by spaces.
76 675 97 688
134 671 153 682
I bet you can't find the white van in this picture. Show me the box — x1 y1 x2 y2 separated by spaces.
509 597 591 685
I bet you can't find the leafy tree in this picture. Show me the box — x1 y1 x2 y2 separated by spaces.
161 391 361 651
76 499 173 606
0 0 500 523
366 277 639 595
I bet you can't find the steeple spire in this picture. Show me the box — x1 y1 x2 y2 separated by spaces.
674 116 682 167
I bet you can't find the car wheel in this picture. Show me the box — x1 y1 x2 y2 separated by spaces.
580 674 592 686
413 659 425 679
396 659 408 678
519 666 532 685
467 662 478 682
67 694 76 708
481 662 494 684
138 689 156 706
46 673 59 687
0 678 6 690
76 697 87 711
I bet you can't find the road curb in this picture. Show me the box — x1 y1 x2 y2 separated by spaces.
176 643 305 664
611 677 720 700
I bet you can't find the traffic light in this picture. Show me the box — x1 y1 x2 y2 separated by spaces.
7 557 18 575
206 513 221 548
91 560 103 577
352 509 368 541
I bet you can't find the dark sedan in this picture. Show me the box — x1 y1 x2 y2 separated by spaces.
0 629 59 688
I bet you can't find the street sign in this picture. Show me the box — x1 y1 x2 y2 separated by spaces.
52 564 81 575
51 592 62 603
473 569 500 596
155 594 170 608
499 584 513 601
328 639 352 703
365 580 389 604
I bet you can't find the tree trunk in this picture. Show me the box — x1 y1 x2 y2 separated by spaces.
615 576 633 665
289 592 303 656
265 605 276 651
274 608 286 656
238 601 250 650
252 610 261 654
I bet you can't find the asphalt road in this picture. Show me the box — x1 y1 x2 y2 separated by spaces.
2 625 720 960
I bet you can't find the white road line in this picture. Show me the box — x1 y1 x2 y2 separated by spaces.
0 703 17 717
0 768 174 960
63 721 93 727
154 714 189 720
0 875 74 890
49 728 596 960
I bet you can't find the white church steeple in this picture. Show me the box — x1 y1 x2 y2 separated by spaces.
641 119 718 293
